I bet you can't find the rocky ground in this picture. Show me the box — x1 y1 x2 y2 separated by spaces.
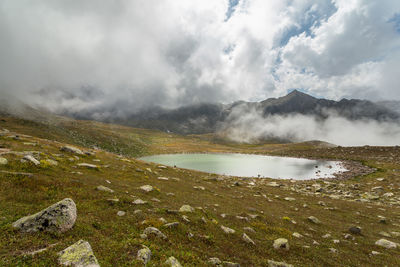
0 117 399 266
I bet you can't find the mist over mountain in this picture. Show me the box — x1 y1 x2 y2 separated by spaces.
51 90 400 146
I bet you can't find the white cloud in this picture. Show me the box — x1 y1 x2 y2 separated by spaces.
219 105 400 146
0 0 399 113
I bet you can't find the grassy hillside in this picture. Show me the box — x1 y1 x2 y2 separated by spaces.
0 115 399 266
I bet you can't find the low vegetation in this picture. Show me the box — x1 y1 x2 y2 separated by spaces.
0 115 399 266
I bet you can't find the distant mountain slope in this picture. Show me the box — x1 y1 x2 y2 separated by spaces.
2 91 399 135
257 90 399 121
377 100 400 114
101 90 399 134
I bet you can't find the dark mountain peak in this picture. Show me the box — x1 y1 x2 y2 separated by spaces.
284 89 317 101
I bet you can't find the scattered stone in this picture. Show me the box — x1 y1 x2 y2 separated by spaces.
221 225 235 234
322 233 331 239
292 232 303 238
140 185 154 192
165 256 182 267
371 251 381 255
151 198 161 202
208 257 222 265
244 227 256 233
223 261 240 267
375 239 397 249
96 185 114 193
158 177 169 180
163 222 179 228
78 163 99 169
378 216 387 224
349 226 361 235
267 259 294 267
137 245 151 265
143 227 167 239
273 238 289 251
0 157 8 165
23 155 40 165
194 185 205 190
24 243 58 256
117 211 126 217
379 231 391 237
182 215 190 223
179 205 194 213
329 248 338 253
60 145 84 155
284 197 296 201
267 182 280 187
344 234 354 240
391 232 400 237
133 199 147 205
242 233 255 245
107 198 119 203
13 198 76 233
58 240 99 267
308 216 321 224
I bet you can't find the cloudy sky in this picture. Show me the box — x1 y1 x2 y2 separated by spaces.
0 0 399 112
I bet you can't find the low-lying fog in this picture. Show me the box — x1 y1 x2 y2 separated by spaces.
219 106 400 146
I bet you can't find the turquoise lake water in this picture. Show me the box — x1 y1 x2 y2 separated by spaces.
139 153 346 180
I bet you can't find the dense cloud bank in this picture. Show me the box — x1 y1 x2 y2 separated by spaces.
0 0 399 113
219 106 400 146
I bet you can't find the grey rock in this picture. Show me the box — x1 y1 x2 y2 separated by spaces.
179 205 194 213
208 257 222 265
308 216 321 224
0 157 8 165
292 232 303 238
163 222 179 228
243 227 256 233
137 245 151 265
58 240 99 267
96 185 114 193
349 226 361 235
78 163 99 169
284 197 296 201
60 146 84 155
133 199 147 205
242 233 255 245
221 225 235 234
143 227 167 239
223 261 240 267
117 211 126 217
13 198 76 233
273 238 289 251
23 155 40 165
375 239 397 249
140 185 153 192
165 256 182 267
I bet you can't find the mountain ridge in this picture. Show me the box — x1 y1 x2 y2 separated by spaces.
2 91 399 135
